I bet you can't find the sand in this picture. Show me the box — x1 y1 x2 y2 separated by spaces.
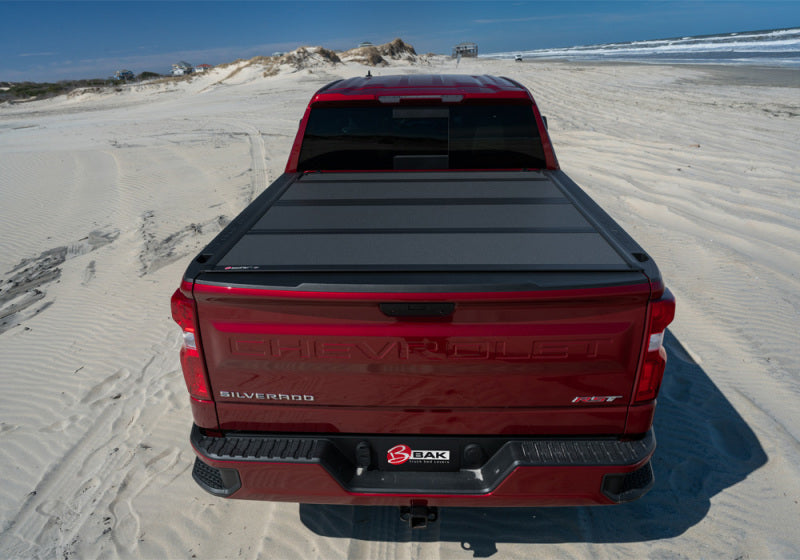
0 54 798 559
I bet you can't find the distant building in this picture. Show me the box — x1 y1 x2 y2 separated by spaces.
172 61 193 76
452 42 478 58
114 69 134 81
194 64 212 73
358 41 374 48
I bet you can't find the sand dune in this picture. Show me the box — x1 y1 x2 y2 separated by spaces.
1 54 798 558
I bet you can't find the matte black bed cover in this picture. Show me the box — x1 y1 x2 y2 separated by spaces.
185 170 660 292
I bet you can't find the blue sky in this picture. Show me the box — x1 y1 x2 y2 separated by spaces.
1 1 798 81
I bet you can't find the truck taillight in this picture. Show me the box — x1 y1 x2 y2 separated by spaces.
171 287 212 401
634 289 676 403
179 346 211 400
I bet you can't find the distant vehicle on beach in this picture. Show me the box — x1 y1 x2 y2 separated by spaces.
514 54 523 62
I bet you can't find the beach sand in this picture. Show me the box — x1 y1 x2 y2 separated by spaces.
1 55 798 558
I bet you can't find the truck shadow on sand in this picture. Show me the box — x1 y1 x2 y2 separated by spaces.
300 331 767 557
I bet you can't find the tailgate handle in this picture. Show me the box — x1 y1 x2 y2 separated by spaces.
380 302 455 318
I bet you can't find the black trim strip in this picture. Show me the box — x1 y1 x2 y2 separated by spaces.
193 271 650 293
210 263 635 272
245 226 597 235
297 173 550 184
273 197 569 207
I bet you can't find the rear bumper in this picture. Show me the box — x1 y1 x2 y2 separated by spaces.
190 425 655 507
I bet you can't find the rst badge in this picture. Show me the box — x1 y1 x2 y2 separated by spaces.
571 395 623 403
387 444 450 465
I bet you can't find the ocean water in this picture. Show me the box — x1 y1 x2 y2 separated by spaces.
484 27 800 67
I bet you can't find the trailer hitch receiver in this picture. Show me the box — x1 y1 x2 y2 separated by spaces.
400 504 439 529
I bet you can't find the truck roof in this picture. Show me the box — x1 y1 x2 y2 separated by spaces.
311 74 532 102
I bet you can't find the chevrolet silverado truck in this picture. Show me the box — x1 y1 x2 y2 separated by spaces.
171 74 675 526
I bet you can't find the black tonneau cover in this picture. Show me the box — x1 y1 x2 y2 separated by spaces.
212 171 635 272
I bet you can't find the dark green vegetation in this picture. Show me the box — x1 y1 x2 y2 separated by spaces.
136 71 161 81
0 79 113 102
0 74 163 103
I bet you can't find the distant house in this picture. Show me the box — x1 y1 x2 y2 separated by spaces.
194 64 212 73
172 61 193 76
114 69 134 81
452 42 478 58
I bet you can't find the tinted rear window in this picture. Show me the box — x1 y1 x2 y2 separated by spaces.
298 104 546 171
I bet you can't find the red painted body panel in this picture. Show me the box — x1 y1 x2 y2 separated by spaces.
214 402 629 435
190 397 219 429
193 283 650 435
625 402 657 434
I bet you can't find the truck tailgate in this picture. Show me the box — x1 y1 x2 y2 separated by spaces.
194 282 650 435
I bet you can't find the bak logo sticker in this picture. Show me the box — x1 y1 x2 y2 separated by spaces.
387 444 450 465
387 444 412 465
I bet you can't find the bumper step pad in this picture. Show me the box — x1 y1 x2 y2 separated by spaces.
192 456 241 497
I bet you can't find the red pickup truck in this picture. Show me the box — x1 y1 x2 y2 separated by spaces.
171 74 674 526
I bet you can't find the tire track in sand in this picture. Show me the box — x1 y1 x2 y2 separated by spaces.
0 333 186 559
219 119 270 204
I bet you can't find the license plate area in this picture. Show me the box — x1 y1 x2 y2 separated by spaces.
378 439 461 472
349 436 507 473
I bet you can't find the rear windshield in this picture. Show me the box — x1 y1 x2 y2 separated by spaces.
297 103 546 171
